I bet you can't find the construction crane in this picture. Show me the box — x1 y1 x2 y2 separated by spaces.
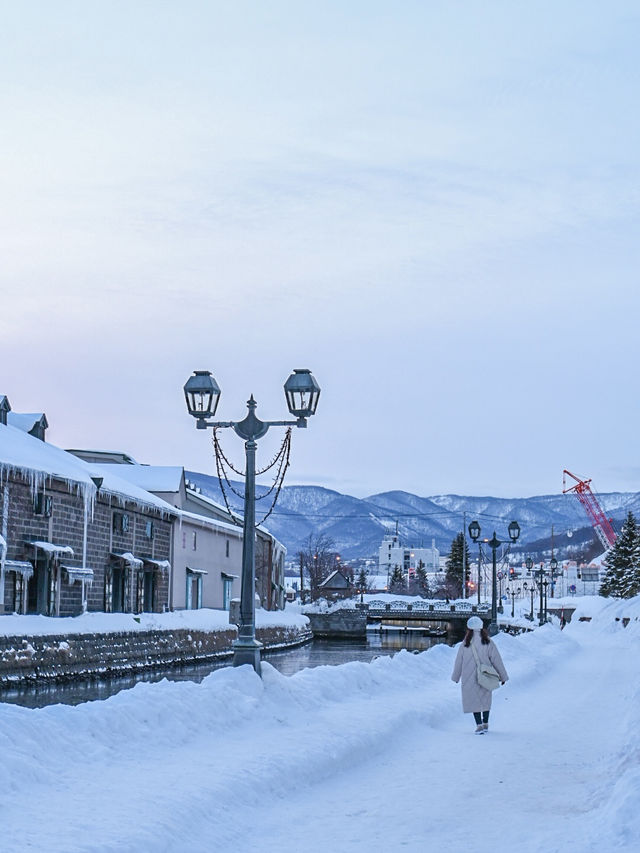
562 469 617 550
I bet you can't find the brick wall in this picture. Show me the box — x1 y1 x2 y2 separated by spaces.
1 472 173 617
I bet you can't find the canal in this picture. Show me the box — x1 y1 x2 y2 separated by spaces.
0 630 454 709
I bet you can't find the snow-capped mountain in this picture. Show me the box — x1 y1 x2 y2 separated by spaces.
186 471 640 560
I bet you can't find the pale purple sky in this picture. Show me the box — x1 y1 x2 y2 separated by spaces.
2 1 639 498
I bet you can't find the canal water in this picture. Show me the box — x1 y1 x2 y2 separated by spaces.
0 630 454 709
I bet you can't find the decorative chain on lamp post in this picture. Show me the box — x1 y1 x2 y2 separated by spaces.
184 368 320 675
468 519 520 636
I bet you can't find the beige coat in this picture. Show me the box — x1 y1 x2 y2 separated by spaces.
451 633 509 713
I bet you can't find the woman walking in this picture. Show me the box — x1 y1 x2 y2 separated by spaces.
451 615 508 733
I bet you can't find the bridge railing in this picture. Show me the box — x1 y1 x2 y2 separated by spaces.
362 600 490 617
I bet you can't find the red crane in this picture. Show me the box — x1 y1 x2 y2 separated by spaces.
562 470 617 550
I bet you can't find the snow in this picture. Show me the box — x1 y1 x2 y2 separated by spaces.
0 422 178 517
96 463 184 493
28 541 74 556
1 598 639 851
0 606 309 637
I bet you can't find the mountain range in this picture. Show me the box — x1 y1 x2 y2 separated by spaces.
186 471 640 563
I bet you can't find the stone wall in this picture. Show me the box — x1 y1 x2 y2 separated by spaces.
0 623 312 684
1 473 172 617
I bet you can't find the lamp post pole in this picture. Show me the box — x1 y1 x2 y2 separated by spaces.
468 520 520 637
510 589 516 618
530 586 535 621
549 556 559 598
183 369 320 675
533 564 546 626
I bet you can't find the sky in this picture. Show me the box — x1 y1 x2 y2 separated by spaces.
1 1 639 499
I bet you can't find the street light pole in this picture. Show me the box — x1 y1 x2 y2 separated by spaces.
183 368 320 675
468 520 520 636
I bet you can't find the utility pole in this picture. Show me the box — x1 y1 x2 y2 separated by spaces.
462 512 467 599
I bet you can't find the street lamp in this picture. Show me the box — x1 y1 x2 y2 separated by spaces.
509 587 521 618
468 520 520 636
549 556 560 598
184 368 320 674
467 521 482 605
532 562 547 626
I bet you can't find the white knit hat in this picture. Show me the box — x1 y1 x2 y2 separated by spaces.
466 615 483 630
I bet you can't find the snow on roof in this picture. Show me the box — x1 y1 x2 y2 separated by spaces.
97 463 185 494
0 423 177 516
0 422 97 494
111 552 144 568
7 412 48 433
178 507 243 535
27 541 74 556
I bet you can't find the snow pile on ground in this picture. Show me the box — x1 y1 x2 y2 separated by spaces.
1 597 639 852
0 606 309 637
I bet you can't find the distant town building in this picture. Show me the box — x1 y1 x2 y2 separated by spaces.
316 569 352 601
378 531 440 580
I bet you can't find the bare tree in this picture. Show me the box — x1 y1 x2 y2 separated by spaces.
298 532 338 591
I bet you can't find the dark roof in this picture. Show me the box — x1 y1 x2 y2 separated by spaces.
319 569 351 589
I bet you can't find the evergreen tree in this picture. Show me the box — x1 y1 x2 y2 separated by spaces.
413 560 430 597
446 533 471 597
389 565 406 594
356 568 369 592
600 511 640 598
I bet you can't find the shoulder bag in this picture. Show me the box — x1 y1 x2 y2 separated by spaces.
471 642 501 691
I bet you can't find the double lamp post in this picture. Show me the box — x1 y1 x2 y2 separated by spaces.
184 368 320 675
468 519 520 636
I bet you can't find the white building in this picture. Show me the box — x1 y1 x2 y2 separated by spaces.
378 532 440 580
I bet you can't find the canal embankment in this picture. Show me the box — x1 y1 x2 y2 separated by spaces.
0 607 312 685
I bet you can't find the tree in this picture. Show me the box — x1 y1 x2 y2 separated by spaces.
412 560 430 597
389 565 405 594
297 532 338 592
445 533 471 598
600 512 640 598
356 567 369 592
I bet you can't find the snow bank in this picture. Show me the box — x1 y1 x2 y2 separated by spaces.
1 598 639 852
0 606 309 637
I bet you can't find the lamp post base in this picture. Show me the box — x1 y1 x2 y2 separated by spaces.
232 638 263 674
488 621 499 637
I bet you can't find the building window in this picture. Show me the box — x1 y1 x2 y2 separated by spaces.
226 539 230 558
145 521 154 540
34 492 52 517
113 512 130 533
192 531 197 551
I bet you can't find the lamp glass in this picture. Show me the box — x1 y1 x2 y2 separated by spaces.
508 520 520 542
184 370 221 418
284 369 320 418
468 520 481 542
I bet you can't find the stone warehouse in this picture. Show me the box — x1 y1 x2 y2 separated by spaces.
0 395 286 618
0 396 176 617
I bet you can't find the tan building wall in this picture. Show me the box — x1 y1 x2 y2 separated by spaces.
170 514 243 610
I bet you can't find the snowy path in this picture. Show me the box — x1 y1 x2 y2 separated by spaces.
1 604 639 853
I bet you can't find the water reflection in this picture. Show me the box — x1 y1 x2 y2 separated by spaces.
265 631 450 676
0 629 454 709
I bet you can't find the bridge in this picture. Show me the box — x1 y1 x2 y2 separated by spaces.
358 600 491 629
304 600 492 640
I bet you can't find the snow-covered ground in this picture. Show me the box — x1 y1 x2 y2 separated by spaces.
0 605 309 637
1 596 639 852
